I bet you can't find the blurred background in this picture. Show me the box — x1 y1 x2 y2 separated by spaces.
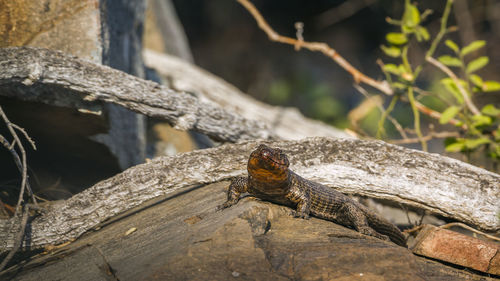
160 0 499 168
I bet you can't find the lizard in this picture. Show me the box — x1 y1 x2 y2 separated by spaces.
218 144 407 247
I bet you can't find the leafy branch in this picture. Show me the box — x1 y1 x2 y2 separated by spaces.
237 0 500 166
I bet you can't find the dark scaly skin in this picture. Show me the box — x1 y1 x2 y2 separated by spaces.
219 144 407 247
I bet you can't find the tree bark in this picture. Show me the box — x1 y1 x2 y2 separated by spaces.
1 137 498 253
0 46 271 142
143 48 351 140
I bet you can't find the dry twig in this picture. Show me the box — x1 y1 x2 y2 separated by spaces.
353 84 408 139
439 222 500 242
426 56 480 115
389 131 460 145
236 0 393 95
0 106 38 272
0 107 37 213
239 0 466 130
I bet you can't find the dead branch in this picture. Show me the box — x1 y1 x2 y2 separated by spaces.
236 0 393 95
0 106 39 272
142 49 351 140
0 106 37 213
389 131 460 145
0 137 498 254
352 84 408 139
0 47 272 143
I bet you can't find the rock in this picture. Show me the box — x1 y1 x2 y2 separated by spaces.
3 182 492 281
411 224 500 275
0 0 102 62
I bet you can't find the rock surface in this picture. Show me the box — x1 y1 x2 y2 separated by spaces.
3 182 493 281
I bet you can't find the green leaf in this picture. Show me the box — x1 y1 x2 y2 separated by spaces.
439 106 460 124
445 140 465 152
383 64 400 75
416 26 430 41
472 114 493 127
391 82 407 90
398 64 408 74
403 3 420 28
469 74 483 87
440 78 464 104
483 81 500 92
466 56 489 74
464 138 491 149
461 40 486 56
386 33 408 45
381 45 401 57
445 40 459 53
438 55 462 67
481 104 500 117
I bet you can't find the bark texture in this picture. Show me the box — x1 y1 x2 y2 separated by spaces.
1 182 493 281
143 49 351 140
0 46 271 142
1 138 498 254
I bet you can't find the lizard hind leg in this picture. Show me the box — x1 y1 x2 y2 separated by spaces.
344 204 390 242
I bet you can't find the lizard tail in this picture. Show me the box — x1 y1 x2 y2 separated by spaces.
366 212 407 247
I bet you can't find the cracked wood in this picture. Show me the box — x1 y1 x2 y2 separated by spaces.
0 138 498 253
0 46 271 142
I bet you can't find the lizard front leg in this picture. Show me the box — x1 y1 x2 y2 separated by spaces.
286 183 311 219
217 176 248 210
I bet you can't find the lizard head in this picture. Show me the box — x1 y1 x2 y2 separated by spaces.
247 144 289 182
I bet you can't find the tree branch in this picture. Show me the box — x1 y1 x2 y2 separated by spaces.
236 0 393 95
0 138 497 254
426 56 480 115
0 47 272 143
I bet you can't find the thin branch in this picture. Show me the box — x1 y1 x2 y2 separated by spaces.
240 0 468 132
376 60 463 128
0 107 37 215
389 131 460 145
426 0 455 58
236 0 393 95
426 56 480 115
11 124 36 150
440 222 500 242
353 84 408 139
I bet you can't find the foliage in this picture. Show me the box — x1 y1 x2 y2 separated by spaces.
378 0 500 164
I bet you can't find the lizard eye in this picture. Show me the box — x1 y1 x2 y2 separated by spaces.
261 150 270 158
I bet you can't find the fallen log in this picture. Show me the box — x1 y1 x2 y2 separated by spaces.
1 138 498 253
143 49 351 140
0 46 271 142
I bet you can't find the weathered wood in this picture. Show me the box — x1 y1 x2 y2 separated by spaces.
143 49 351 140
0 46 271 142
2 182 491 281
1 138 498 253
